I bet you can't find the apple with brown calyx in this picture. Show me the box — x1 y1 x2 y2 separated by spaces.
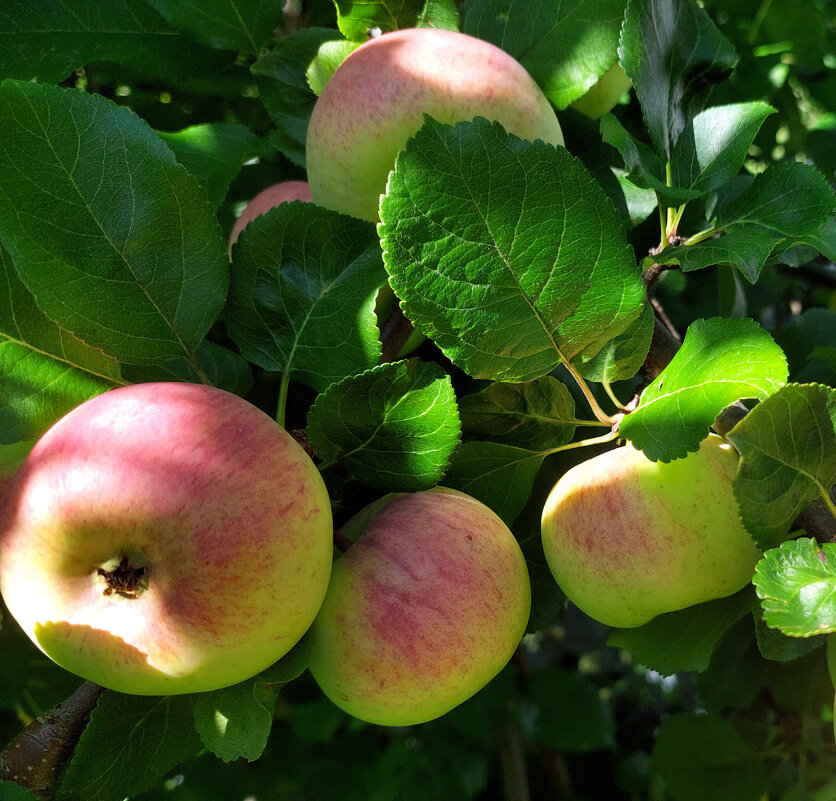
309 487 531 726
0 383 333 695
541 435 761 628
306 27 564 223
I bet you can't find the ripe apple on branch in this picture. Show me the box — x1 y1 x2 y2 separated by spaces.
1 1 836 799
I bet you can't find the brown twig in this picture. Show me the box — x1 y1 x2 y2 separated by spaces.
642 262 675 290
649 297 681 343
0 681 104 798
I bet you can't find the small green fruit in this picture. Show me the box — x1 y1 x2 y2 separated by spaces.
541 435 760 628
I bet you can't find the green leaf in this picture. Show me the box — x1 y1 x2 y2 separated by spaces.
0 782 40 801
193 680 277 763
716 162 836 242
158 123 262 210
416 0 459 30
607 590 754 676
0 244 121 442
0 81 228 367
620 0 738 157
0 440 33 477
59 694 202 801
459 377 579 450
559 111 657 225
753 538 836 638
655 226 778 283
0 602 80 713
527 669 615 752
306 40 361 95
307 359 461 492
576 299 653 383
462 0 627 108
810 347 836 372
120 341 253 397
334 0 423 40
754 606 824 662
145 0 283 53
226 202 385 393
726 384 836 549
802 215 836 262
599 113 700 207
443 441 545 526
651 714 767 801
613 169 659 226
380 117 644 383
670 103 776 195
0 341 115 445
193 635 314 763
775 309 836 378
258 631 313 684
0 0 232 83
252 28 345 166
620 317 787 462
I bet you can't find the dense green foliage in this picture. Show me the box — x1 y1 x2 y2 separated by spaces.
1 0 836 799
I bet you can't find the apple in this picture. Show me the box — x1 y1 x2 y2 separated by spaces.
570 64 632 120
228 180 313 252
0 383 333 695
540 435 761 628
308 488 531 726
306 27 565 223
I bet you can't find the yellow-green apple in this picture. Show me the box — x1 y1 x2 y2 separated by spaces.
229 180 313 253
306 27 564 223
0 383 333 695
309 488 530 725
541 435 760 628
570 64 632 119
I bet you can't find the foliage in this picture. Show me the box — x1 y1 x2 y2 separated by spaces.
1 0 836 799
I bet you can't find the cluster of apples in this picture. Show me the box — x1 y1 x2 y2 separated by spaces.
0 27 759 732
0 383 529 726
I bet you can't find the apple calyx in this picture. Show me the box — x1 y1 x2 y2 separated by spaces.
97 555 148 599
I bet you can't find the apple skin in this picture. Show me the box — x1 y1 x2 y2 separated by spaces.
541 435 761 628
309 488 531 726
229 180 313 252
306 28 564 223
0 383 333 695
570 64 632 120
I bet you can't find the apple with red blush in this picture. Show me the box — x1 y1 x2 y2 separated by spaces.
308 488 531 725
0 383 333 695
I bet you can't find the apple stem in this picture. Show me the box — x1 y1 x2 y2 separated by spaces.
683 226 719 246
544 429 619 456
601 380 630 412
560 360 616 426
